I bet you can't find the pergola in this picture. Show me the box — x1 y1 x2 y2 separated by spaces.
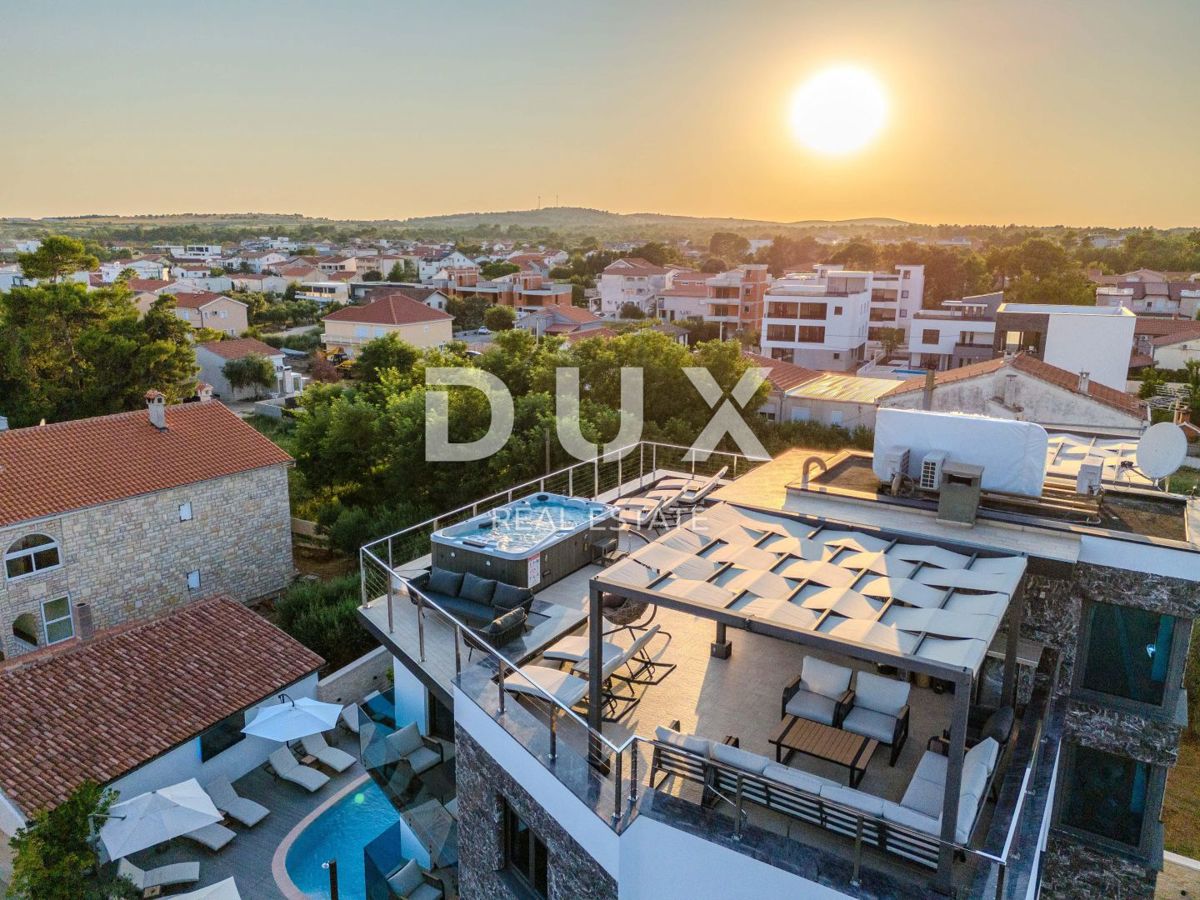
584 502 1027 890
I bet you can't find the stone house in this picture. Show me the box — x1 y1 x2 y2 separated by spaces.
195 337 305 400
321 293 454 359
134 290 249 336
0 394 294 661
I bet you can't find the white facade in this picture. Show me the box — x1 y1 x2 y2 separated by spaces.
419 251 475 282
99 259 169 283
997 303 1136 391
760 270 872 371
165 244 223 262
598 261 672 315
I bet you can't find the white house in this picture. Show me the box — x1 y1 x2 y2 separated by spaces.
907 292 1003 370
598 258 673 315
419 251 476 282
994 302 1136 391
195 338 305 400
99 259 170 283
760 269 873 371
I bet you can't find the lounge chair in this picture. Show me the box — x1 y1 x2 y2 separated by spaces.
613 486 685 530
573 624 673 687
386 858 445 900
841 670 911 766
117 858 200 892
385 723 445 775
503 665 589 707
339 704 361 736
780 657 855 727
444 796 459 819
646 466 728 506
301 733 356 773
204 776 269 828
184 821 236 852
269 747 330 792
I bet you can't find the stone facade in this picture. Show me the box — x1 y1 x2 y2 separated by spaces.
454 726 617 900
1040 832 1158 900
0 465 293 659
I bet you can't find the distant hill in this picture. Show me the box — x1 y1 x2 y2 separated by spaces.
400 207 910 230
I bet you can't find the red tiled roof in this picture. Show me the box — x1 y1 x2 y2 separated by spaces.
126 278 174 293
563 326 618 343
1151 325 1200 346
197 338 280 360
550 305 600 324
0 598 323 815
1132 317 1200 337
603 258 669 276
0 401 293 528
323 293 452 326
165 291 233 310
742 351 821 392
883 354 1146 418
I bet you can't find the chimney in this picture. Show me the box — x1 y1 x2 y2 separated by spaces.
74 601 95 642
921 369 936 411
197 382 214 402
145 389 167 430
1003 372 1018 408
1077 371 1090 393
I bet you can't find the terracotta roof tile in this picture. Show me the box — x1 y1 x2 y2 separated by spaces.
323 293 452 326
563 327 618 342
165 291 232 310
197 338 280 360
126 278 174 293
1132 317 1200 338
0 598 323 815
603 258 669 276
742 351 821 392
0 401 293 528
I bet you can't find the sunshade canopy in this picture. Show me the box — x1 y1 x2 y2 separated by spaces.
101 778 221 859
242 696 342 742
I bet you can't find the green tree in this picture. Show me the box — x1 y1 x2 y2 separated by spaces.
17 235 100 281
700 257 728 273
354 333 419 384
386 262 405 282
481 261 520 280
709 232 750 262
877 327 905 358
483 305 517 332
446 294 491 330
8 781 139 900
361 269 383 281
618 301 646 319
222 353 276 395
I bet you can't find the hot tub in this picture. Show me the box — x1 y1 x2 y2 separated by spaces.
431 493 618 590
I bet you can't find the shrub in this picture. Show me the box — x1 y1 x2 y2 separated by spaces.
275 574 376 671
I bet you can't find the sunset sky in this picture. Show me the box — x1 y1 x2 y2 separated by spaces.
1 0 1197 226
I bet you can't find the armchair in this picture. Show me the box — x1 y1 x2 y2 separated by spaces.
781 657 855 727
841 670 911 765
386 858 445 900
385 723 445 775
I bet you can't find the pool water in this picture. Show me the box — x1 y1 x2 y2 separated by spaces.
285 779 399 900
455 498 610 553
892 368 928 376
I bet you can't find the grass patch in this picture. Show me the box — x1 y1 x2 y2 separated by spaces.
1166 465 1200 496
1165 735 1200 857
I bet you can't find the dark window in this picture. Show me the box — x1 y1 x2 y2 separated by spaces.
1079 601 1176 707
5 533 61 580
833 306 843 316
1060 745 1150 849
765 324 794 342
503 798 548 898
797 302 827 319
200 710 247 762
921 329 938 345
797 326 825 343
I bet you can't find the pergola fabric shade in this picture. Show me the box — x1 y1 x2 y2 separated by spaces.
597 503 1026 676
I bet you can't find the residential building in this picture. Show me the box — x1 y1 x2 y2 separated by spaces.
598 258 673 315
865 264 925 342
434 268 572 309
357 410 1199 900
144 290 249 335
0 396 294 661
196 338 305 400
654 270 709 322
321 292 453 358
316 256 358 275
760 268 872 371
907 292 1003 371
296 280 352 304
229 272 289 294
0 597 322 839
350 282 450 312
239 250 290 273
880 353 1149 434
746 350 894 428
274 262 326 285
162 244 223 262
1095 279 1200 318
419 251 476 282
702 264 770 333
994 303 1136 391
518 304 607 339
98 258 170 283
0 263 31 292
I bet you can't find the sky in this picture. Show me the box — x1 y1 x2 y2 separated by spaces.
1 0 1198 227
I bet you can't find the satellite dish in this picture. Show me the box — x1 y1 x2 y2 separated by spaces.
1136 422 1188 480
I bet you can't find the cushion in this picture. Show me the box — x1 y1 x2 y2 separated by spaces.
901 774 944 818
459 572 497 605
386 723 423 758
820 784 884 817
492 581 533 611
800 657 852 699
882 799 940 836
965 737 999 776
853 671 910 717
709 741 769 775
410 884 442 900
956 789 982 843
387 860 423 896
980 706 1014 745
407 746 442 775
427 568 463 597
842 707 897 744
960 759 989 802
763 762 835 794
483 607 526 636
913 750 948 787
654 725 711 756
785 690 838 725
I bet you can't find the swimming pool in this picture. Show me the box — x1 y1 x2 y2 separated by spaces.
892 368 928 376
284 779 399 900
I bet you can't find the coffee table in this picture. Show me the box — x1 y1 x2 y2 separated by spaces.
769 715 877 787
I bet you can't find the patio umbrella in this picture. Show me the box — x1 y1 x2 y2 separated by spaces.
176 878 242 900
242 695 342 743
100 779 222 859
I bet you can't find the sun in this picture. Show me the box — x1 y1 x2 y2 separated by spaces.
790 65 888 155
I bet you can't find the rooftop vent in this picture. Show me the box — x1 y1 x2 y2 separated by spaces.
145 390 167 430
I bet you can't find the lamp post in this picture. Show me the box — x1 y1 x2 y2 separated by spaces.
322 859 339 900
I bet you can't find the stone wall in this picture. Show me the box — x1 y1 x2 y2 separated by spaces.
454 727 617 900
1040 832 1158 900
0 465 293 659
315 645 392 705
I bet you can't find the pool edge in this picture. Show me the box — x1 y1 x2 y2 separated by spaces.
271 772 374 900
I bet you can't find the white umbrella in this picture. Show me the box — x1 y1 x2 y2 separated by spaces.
101 779 221 859
241 695 342 742
176 878 242 900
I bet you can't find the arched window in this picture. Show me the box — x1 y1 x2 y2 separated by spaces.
4 534 61 580
11 612 39 646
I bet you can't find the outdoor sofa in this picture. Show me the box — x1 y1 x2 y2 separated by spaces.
409 568 534 633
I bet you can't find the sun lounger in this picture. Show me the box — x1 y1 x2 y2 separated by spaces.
646 466 728 505
614 486 686 530
184 821 236 852
503 665 590 707
269 747 330 793
117 858 201 891
340 704 361 735
204 776 269 828
301 733 356 773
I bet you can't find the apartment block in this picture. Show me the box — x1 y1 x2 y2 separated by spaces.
994 303 1136 391
760 268 873 371
908 292 1003 371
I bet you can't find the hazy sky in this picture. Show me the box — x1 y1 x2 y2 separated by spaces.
1 0 1197 226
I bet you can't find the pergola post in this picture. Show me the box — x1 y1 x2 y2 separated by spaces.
711 621 732 659
587 583 606 769
934 670 972 894
1001 583 1024 706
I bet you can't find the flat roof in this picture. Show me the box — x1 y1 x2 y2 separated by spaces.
787 373 899 405
997 303 1135 317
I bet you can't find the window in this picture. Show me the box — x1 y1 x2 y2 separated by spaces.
12 612 39 646
179 502 193 522
5 534 62 580
199 710 247 762
187 570 202 591
1078 601 1177 707
796 326 825 343
765 324 794 343
41 596 74 644
901 290 910 298
1059 744 1156 852
503 798 547 898
921 329 939 345
833 306 843 316
900 309 908 318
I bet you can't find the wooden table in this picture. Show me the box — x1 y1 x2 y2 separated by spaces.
769 715 877 787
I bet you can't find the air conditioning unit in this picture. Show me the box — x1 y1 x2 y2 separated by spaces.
920 451 947 491
1076 455 1104 496
881 446 910 481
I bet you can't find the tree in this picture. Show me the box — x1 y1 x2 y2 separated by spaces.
709 232 749 262
877 327 905 358
700 257 728 273
8 781 140 900
362 269 383 282
17 235 100 281
386 262 405 282
483 305 517 332
222 353 276 396
618 301 646 320
354 333 419 384
446 294 491 331
310 356 341 383
481 261 520 280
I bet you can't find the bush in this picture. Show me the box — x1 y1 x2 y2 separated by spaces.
275 574 376 671
320 503 422 556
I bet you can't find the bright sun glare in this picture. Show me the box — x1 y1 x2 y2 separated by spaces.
790 66 888 156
